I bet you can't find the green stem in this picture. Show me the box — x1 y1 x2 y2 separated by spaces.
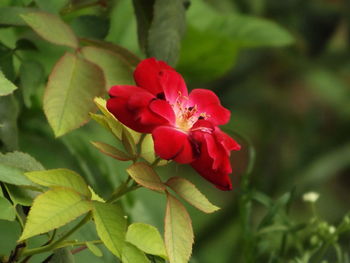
21 213 92 257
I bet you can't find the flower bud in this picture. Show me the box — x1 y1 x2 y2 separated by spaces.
303 192 320 203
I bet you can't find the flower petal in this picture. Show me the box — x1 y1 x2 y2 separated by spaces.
152 126 194 164
134 58 174 95
189 89 230 126
160 70 188 104
107 85 170 133
149 99 176 124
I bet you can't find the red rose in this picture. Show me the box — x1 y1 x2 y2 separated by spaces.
107 58 240 190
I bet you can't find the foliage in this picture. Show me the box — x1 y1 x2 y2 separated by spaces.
0 0 349 263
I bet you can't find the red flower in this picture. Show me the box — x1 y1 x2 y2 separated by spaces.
107 58 240 190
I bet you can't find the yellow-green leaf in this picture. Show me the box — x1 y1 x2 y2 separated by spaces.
25 168 90 197
81 46 134 89
0 196 16 221
122 242 150 263
126 162 165 192
86 241 103 257
91 141 132 161
140 134 168 166
44 52 105 137
126 223 167 259
166 177 219 213
19 188 92 241
89 186 105 202
92 201 126 258
21 12 78 48
165 192 194 263
0 71 17 96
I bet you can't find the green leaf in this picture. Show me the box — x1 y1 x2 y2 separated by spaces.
86 241 103 257
122 242 150 263
0 196 15 221
5 184 39 206
147 0 186 66
121 128 137 156
19 188 92 241
165 192 193 263
44 52 105 137
71 15 109 40
34 0 69 14
0 220 21 257
25 168 91 197
132 0 155 52
0 95 19 151
91 141 132 161
88 186 105 202
126 223 167 259
0 151 44 186
93 97 141 143
80 38 140 67
19 60 45 107
166 177 220 213
0 7 37 26
81 46 134 88
0 70 17 96
49 248 75 263
21 12 78 49
126 162 165 192
188 0 294 48
92 201 127 258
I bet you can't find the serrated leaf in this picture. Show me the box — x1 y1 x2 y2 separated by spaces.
19 188 92 241
44 52 105 137
126 162 165 192
21 12 78 48
126 223 167 259
0 71 17 96
92 201 127 258
49 248 75 263
86 241 103 257
0 196 16 221
0 7 37 26
93 97 141 143
91 141 132 161
166 177 219 213
165 192 193 263
80 38 140 67
0 151 44 186
19 60 45 107
147 0 186 66
81 46 134 89
122 242 150 263
25 168 90 197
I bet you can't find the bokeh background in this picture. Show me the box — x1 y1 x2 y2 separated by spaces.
1 0 349 262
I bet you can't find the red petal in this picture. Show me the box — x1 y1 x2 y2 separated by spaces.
152 126 194 164
214 127 241 154
149 99 176 124
107 85 170 133
190 135 233 191
189 89 230 126
160 70 188 104
134 58 174 95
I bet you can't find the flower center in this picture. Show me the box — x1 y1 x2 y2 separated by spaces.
172 92 208 132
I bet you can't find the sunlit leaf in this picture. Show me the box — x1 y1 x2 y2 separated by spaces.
166 177 220 213
0 70 17 96
122 242 150 263
44 52 105 137
86 241 103 257
92 201 127 258
164 192 193 263
126 223 167 259
19 188 92 241
91 141 132 161
25 168 91 197
126 162 165 192
21 12 78 48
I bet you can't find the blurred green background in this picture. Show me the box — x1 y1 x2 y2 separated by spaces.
0 0 350 262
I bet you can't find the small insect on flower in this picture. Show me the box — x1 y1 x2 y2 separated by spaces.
107 58 240 190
